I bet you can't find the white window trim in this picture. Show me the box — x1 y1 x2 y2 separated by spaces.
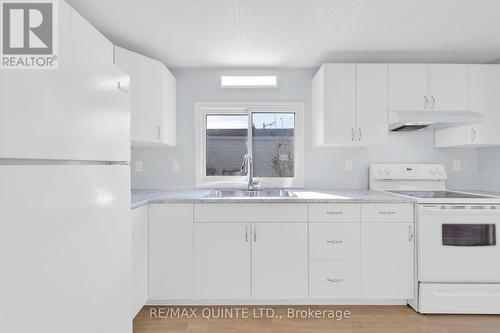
195 102 304 189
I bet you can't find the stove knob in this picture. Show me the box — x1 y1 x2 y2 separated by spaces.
384 168 391 175
377 168 384 175
429 168 436 175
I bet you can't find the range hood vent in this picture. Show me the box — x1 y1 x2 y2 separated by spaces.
388 111 483 132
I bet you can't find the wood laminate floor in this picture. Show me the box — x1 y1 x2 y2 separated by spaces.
134 306 500 333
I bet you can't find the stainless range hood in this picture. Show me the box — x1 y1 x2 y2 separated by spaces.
388 111 484 132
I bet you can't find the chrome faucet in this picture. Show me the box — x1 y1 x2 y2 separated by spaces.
240 153 261 191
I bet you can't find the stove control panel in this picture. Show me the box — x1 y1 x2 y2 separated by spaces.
370 164 447 181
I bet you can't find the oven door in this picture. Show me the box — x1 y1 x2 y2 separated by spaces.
418 205 500 282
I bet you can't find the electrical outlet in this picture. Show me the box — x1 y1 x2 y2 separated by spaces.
345 160 353 172
135 161 143 172
172 161 180 172
453 160 461 171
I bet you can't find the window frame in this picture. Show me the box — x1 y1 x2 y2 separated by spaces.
195 102 304 189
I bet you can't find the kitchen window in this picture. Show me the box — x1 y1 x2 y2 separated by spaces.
195 102 304 188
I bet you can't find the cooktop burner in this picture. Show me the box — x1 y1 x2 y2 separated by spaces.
389 191 492 199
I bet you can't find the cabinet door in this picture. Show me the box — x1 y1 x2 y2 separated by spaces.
362 223 414 299
114 46 164 145
195 223 251 299
313 64 356 146
131 206 148 318
435 126 468 148
468 65 500 145
149 204 193 300
355 64 388 146
162 68 177 146
429 64 468 111
251 223 308 299
388 64 429 111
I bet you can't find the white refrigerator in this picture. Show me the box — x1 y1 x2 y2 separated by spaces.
0 12 133 332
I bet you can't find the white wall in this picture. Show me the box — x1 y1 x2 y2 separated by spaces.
478 147 500 192
131 68 480 190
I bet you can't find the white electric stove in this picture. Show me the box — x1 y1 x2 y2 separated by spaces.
370 164 500 314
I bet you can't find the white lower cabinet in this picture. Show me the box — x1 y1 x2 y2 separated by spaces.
131 206 149 318
362 222 414 299
194 222 308 300
149 204 193 300
148 203 414 303
251 223 308 299
310 262 361 299
194 223 251 300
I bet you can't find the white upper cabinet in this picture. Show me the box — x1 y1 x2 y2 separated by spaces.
312 64 356 146
114 46 176 147
435 65 500 147
428 64 469 111
356 64 389 145
312 64 387 147
467 65 500 146
388 64 468 112
0 4 130 162
388 64 429 111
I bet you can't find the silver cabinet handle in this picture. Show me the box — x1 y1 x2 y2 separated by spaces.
379 211 396 215
117 81 128 93
326 211 343 215
351 128 355 142
408 225 414 242
326 240 344 244
358 128 362 142
431 96 436 109
245 225 249 243
424 96 429 109
156 126 161 141
470 127 477 142
326 278 343 283
253 225 257 242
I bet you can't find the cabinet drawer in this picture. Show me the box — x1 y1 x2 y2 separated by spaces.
361 204 414 222
194 204 308 223
309 223 360 261
309 262 361 299
309 204 360 222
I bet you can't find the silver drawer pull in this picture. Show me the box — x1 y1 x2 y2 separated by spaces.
379 211 396 215
326 211 343 215
326 240 344 244
326 278 343 283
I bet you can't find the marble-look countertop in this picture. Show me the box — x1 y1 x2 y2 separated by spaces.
131 189 416 209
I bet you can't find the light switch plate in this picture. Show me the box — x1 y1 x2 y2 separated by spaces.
172 161 180 172
135 161 143 172
345 160 353 172
453 160 461 171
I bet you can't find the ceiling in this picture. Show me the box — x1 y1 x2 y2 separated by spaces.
65 0 500 68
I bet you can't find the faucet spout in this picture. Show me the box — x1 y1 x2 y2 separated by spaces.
241 153 261 191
